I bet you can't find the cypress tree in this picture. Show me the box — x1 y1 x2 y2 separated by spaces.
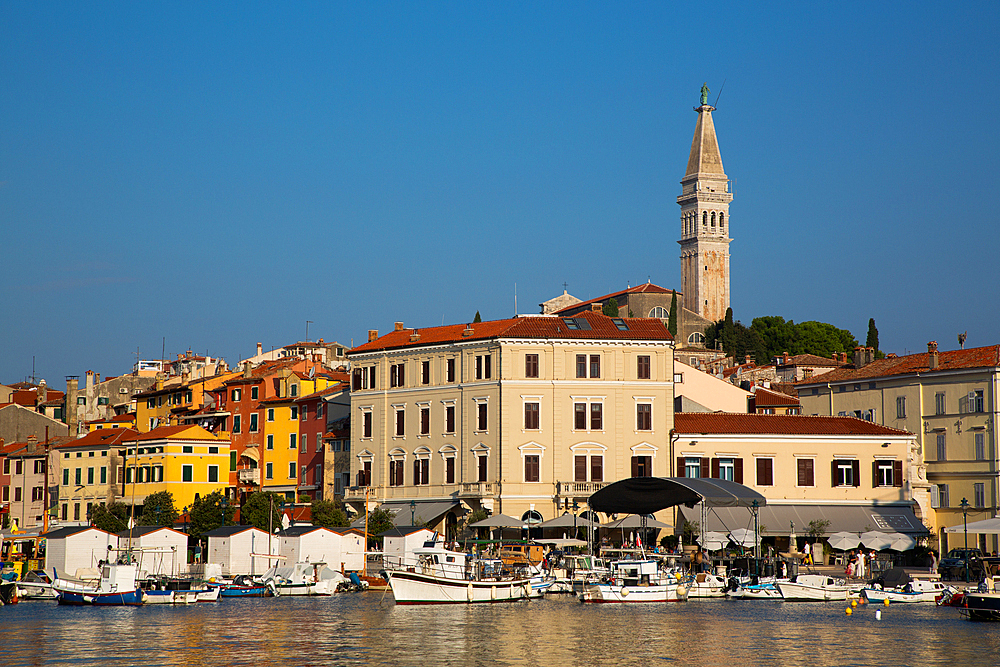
667 291 678 336
602 298 619 317
866 318 879 353
473 311 482 323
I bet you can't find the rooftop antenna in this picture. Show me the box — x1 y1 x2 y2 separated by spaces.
306 320 313 342
958 331 968 350
713 78 727 107
514 282 517 315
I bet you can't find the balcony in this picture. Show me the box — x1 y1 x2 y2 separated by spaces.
237 469 260 484
459 482 498 499
555 481 607 498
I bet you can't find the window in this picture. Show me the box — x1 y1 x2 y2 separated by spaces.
1 487 6 502
266 434 274 450
251 386 259 400
637 355 650 379
477 403 488 431
233 415 241 433
636 404 652 431
87 467 95 485
688 332 705 344
363 411 373 438
875 460 902 488
476 355 492 380
447 358 456 383
445 405 455 433
231 389 242 402
413 457 429 485
32 486 43 501
15 460 23 474
77 397 86 405
61 504 67 520
756 458 773 486
576 355 587 378
524 402 539 430
290 406 298 420
717 458 735 482
14 487 21 502
182 445 194 454
970 390 985 413
895 396 906 419
208 465 219 483
590 403 602 430
684 457 702 478
368 366 376 389
974 483 986 508
938 483 949 508
389 457 404 486
420 407 430 435
63 468 69 485
289 433 297 449
525 354 539 378
589 355 601 378
266 462 274 480
935 392 946 415
591 455 603 482
421 360 430 385
316 402 323 419
575 455 587 482
395 408 405 437
75 468 82 486
267 408 275 422
445 457 455 484
478 454 488 482
289 462 297 478
649 306 668 318
631 456 652 477
936 434 947 461
572 454 604 483
290 384 298 397
390 363 405 388
524 455 540 482
574 403 586 430
230 451 237 470
797 459 815 487
975 432 986 461
833 459 859 487
182 465 193 482
316 433 322 453
147 398 156 409
74 503 80 521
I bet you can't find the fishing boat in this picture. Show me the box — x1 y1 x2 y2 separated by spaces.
686 572 728 598
261 562 346 596
54 563 144 606
726 576 784 599
861 579 953 604
210 574 276 598
384 539 534 605
15 570 57 600
775 573 854 601
579 559 689 603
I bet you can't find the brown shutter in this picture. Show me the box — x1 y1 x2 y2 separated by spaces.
873 461 879 488
734 458 744 484
413 459 420 485
893 460 903 487
832 460 838 487
677 457 685 478
422 460 429 485
711 458 720 479
632 457 640 478
852 460 860 487
591 455 603 482
700 458 710 479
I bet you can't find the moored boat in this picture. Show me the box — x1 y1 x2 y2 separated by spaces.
16 570 57 600
261 562 346 596
861 579 952 604
775 573 854 601
579 559 689 603
963 592 1000 621
211 575 275 598
54 563 144 606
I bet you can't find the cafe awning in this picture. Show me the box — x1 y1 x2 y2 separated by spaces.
676 503 928 536
588 476 767 515
241 447 260 462
351 500 464 528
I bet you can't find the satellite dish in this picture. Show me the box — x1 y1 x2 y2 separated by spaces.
308 367 316 379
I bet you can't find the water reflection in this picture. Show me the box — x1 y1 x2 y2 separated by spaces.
1 595 998 666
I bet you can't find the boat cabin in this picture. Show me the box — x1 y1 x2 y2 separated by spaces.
610 559 659 586
499 543 543 568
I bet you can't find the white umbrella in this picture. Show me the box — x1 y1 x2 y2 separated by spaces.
729 528 760 547
699 531 727 551
828 531 862 551
537 513 599 529
887 533 916 552
469 514 526 528
600 515 671 530
861 530 893 550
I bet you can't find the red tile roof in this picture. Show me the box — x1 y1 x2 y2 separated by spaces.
54 429 140 449
778 353 844 368
295 383 347 402
128 425 221 442
350 310 672 354
553 283 679 315
674 412 912 436
752 387 800 407
796 344 1000 385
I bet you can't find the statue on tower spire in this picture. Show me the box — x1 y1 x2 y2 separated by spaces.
700 82 710 106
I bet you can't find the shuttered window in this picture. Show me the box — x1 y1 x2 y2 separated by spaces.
756 458 773 486
524 455 540 482
797 459 814 487
575 456 587 482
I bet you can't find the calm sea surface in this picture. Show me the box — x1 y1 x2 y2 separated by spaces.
1 594 997 667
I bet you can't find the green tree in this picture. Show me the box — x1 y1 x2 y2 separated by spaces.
750 315 797 361
139 491 178 526
311 498 349 529
866 318 879 354
187 490 235 540
90 501 131 533
473 311 482 323
362 507 396 547
667 291 678 336
795 321 858 360
242 491 286 532
602 298 619 317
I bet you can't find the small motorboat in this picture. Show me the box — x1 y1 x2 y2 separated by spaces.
861 579 953 604
775 573 854 601
16 570 57 600
54 563 144 606
579 559 689 603
211 575 275 598
261 562 346 596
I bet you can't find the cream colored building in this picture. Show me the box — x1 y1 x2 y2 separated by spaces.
797 342 999 552
672 360 751 413
54 428 135 525
345 310 675 538
672 413 927 546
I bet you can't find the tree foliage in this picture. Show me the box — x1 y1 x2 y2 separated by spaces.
706 311 860 364
473 311 482 323
90 501 131 533
139 491 178 526
362 507 396 546
602 298 619 317
311 498 349 529
242 491 286 532
866 318 880 355
704 308 766 365
187 490 235 539
667 291 678 336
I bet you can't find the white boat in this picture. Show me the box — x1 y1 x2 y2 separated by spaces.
775 573 854 601
384 540 533 605
194 586 220 602
686 572 728 598
579 559 689 603
53 563 144 606
861 579 953 604
726 576 785 599
16 570 57 600
261 562 346 596
549 555 609 594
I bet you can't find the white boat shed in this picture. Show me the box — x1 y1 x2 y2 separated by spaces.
43 526 117 578
204 525 280 576
115 526 189 577
379 527 436 569
276 525 364 573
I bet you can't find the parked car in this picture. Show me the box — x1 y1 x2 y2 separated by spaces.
939 548 985 580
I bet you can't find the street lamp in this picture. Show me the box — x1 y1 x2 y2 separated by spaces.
410 500 416 526
960 497 970 583
572 499 579 538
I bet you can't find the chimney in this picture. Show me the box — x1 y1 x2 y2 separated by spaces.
86 370 95 390
744 355 752 365
854 346 866 369
782 351 789 364
928 341 939 370
257 342 263 356
65 377 79 431
462 324 474 337
37 380 47 407
243 361 253 378
591 303 602 312
318 338 324 344
832 352 838 361
840 352 848 364
26 435 38 455
866 347 875 365
394 322 405 332
368 330 378 343
409 329 421 342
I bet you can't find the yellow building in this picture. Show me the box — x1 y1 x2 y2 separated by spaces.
87 413 137 432
55 428 136 523
120 425 231 511
134 372 238 432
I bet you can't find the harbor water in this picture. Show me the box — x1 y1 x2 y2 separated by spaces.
1 594 998 666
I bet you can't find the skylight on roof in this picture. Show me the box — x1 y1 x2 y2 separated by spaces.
563 319 579 330
575 318 591 330
611 318 629 331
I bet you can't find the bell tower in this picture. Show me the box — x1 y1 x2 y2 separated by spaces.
677 84 733 323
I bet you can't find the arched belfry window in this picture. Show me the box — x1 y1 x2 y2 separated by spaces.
702 212 707 228
719 212 725 230
711 212 716 228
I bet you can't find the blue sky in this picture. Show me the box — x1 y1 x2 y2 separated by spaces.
2 2 998 384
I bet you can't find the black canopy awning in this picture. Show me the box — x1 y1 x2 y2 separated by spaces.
588 477 767 515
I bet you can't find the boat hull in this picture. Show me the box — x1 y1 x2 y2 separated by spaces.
57 589 144 606
775 581 852 601
964 592 1000 621
861 588 941 604
387 570 533 605
580 583 688 603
